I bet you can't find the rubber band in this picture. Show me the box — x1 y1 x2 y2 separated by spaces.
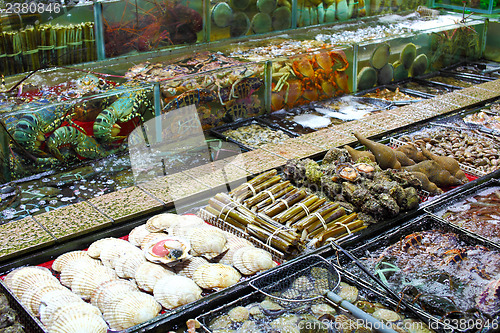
335 222 352 235
262 190 275 203
313 212 327 230
38 45 55 50
6 52 22 57
242 182 256 197
22 49 39 55
217 202 235 221
222 206 237 224
266 225 292 248
297 202 310 216
277 198 289 209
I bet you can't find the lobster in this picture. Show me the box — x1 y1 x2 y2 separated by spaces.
93 85 154 142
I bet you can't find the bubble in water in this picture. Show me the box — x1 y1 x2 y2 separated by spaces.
80 186 87 190
106 180 115 185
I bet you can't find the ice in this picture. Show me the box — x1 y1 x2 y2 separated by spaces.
293 114 331 129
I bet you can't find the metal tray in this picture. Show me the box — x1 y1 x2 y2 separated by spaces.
210 117 298 151
333 214 500 332
422 72 494 90
441 61 500 80
397 78 458 96
424 178 500 250
355 85 435 105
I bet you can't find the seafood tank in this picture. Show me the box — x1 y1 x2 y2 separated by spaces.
433 0 500 14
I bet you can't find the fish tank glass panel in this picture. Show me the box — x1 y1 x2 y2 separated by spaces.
296 0 367 28
485 21 500 62
0 2 96 76
432 0 500 14
271 46 353 111
102 0 203 58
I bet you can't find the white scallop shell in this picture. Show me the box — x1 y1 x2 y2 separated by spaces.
192 263 241 290
153 275 202 309
145 213 186 232
232 246 275 275
114 250 146 279
100 241 140 269
60 258 103 288
105 291 162 331
140 232 170 250
91 279 138 312
128 224 150 247
71 265 117 300
218 236 254 265
167 215 206 239
3 266 52 290
20 283 65 316
52 251 90 272
87 237 128 258
45 301 102 328
175 256 209 279
9 271 60 299
48 312 108 333
144 236 191 265
189 227 228 259
134 262 175 293
39 289 84 325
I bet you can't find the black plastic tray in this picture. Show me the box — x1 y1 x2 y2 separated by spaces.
424 178 500 250
333 214 500 332
421 72 493 90
397 78 458 96
355 85 435 105
442 61 500 80
210 116 298 151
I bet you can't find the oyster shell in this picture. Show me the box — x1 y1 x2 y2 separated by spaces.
91 279 138 312
193 263 241 290
354 162 375 174
39 289 85 325
144 236 191 265
336 163 360 182
105 291 162 331
153 275 202 309
71 265 117 300
232 247 275 275
145 213 186 232
175 256 209 279
114 249 146 278
48 307 107 333
52 251 90 272
189 227 228 259
87 237 128 258
135 262 175 293
218 236 254 266
128 224 151 247
60 258 103 288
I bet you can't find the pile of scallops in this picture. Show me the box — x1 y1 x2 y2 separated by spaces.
2 213 276 333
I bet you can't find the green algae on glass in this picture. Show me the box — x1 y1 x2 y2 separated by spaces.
370 43 390 70
0 217 56 260
357 67 377 91
33 201 112 241
89 186 164 224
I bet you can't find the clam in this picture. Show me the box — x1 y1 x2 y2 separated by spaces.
114 249 146 279
60 258 104 288
87 237 128 258
105 291 161 331
218 236 254 266
39 289 85 325
48 311 108 333
52 250 90 272
145 213 186 232
91 279 138 311
135 262 175 293
176 256 209 279
153 275 202 309
338 282 358 303
20 283 66 316
45 301 102 328
228 306 250 322
71 265 117 300
144 236 191 266
232 247 275 275
128 224 151 247
100 241 141 269
192 263 241 290
189 227 228 259
336 163 359 182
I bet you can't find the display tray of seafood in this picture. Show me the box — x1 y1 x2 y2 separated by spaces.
341 214 500 332
197 254 435 333
395 122 500 176
443 61 500 79
462 101 500 134
422 73 492 89
356 86 434 105
200 169 367 259
210 117 297 150
262 96 391 135
0 212 279 332
397 79 457 96
425 178 500 247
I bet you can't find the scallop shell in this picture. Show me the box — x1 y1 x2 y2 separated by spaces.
140 232 170 250
135 262 175 293
144 236 191 265
175 256 209 279
48 312 108 333
3 266 52 290
218 236 254 265
153 275 202 309
9 271 60 299
145 213 186 232
192 263 241 290
71 265 117 300
52 251 91 272
167 215 206 239
100 241 140 269
87 237 128 258
91 279 138 311
60 258 103 288
114 250 146 279
232 247 275 275
45 301 102 328
105 291 162 331
39 289 84 325
189 227 228 259
21 283 66 316
128 224 151 247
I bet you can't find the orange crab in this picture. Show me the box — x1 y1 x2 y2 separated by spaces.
291 57 316 91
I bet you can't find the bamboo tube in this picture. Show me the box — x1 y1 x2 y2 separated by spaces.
254 213 299 245
307 207 347 238
205 206 246 231
208 198 255 226
274 194 316 223
0 33 6 76
214 193 254 218
293 202 340 232
283 197 326 226
234 175 282 202
244 180 290 208
230 169 277 198
317 213 359 241
316 219 365 246
55 25 66 66
253 185 294 212
246 224 291 253
262 189 306 217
